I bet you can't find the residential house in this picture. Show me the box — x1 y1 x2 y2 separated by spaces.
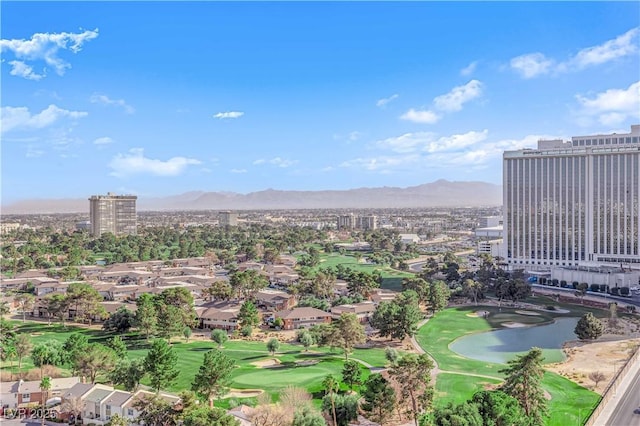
82 386 115 424
196 302 242 331
331 301 377 323
273 307 332 330
122 390 181 425
1 377 80 409
254 289 296 311
100 390 132 423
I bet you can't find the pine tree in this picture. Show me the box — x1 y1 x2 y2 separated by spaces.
191 350 236 408
498 348 548 426
361 374 396 424
389 354 434 426
144 339 179 392
574 313 604 340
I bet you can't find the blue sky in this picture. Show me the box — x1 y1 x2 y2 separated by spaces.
1 1 639 204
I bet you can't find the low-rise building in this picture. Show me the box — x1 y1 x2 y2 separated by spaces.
273 307 332 330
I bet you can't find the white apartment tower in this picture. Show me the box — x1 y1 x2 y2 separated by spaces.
89 193 138 237
219 211 238 227
503 125 640 270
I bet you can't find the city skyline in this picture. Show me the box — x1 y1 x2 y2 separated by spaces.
1 2 639 204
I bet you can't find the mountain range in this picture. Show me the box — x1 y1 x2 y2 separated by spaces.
1 180 502 214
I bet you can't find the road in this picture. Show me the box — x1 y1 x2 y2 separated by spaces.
601 366 640 426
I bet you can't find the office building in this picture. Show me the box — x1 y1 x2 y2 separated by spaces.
89 193 137 237
503 125 640 270
219 211 238 227
356 215 377 230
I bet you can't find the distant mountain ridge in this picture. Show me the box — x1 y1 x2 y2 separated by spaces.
1 180 502 214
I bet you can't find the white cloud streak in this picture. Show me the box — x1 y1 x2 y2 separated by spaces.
400 109 441 124
511 27 639 78
90 94 135 114
376 94 399 107
252 157 297 168
0 29 99 78
460 61 478 76
214 111 244 119
1 104 88 134
575 81 640 126
433 80 483 112
93 137 114 145
109 148 201 178
230 168 247 174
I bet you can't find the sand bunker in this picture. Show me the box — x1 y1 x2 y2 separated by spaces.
515 310 541 316
251 358 281 368
502 322 527 328
225 389 264 398
467 310 490 318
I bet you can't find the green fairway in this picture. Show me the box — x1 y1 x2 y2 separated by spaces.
416 306 601 425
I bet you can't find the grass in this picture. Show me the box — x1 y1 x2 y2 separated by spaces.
416 305 601 425
6 320 381 405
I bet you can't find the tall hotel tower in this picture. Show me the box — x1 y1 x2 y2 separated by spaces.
89 193 138 237
503 125 640 270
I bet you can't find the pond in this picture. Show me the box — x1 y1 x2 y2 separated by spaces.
449 317 579 364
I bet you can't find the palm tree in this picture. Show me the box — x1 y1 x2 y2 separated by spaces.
40 376 52 426
322 374 339 426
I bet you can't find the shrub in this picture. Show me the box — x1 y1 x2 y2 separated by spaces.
575 313 604 340
590 284 600 292
572 281 579 289
560 280 567 288
241 325 253 337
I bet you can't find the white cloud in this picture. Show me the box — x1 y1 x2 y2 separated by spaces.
510 53 554 78
348 131 361 142
399 109 441 124
376 94 399 107
433 80 483 112
109 148 201 178
511 28 639 78
230 168 247 173
93 137 114 145
340 155 419 171
375 130 488 154
567 27 639 70
214 111 244 119
575 81 640 126
26 145 44 158
0 29 99 78
1 104 88 134
460 61 478 76
8 60 43 80
90 94 135 114
252 157 297 168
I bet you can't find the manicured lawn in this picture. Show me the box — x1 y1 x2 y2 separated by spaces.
7 321 379 404
416 306 601 425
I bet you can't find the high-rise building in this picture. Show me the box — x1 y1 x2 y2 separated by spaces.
337 213 356 230
89 193 137 237
219 211 238 226
356 215 377 230
503 125 640 270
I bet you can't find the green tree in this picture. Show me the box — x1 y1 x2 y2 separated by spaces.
105 414 129 426
103 306 136 333
429 280 450 314
574 313 604 340
575 282 589 304
371 290 422 341
183 326 192 342
74 343 116 383
32 340 67 371
43 294 70 327
402 277 431 304
67 282 105 325
433 401 483 426
144 339 179 392
326 312 366 359
266 338 280 355
106 335 128 359
210 329 228 348
341 359 362 391
136 293 158 339
322 374 339 426
471 390 528 426
63 333 89 368
237 300 260 333
361 374 396 424
39 376 52 426
14 333 32 371
498 348 548 426
388 354 434 426
292 406 326 426
322 394 358 426
299 330 314 351
14 293 35 322
132 393 179 426
109 358 146 392
182 406 240 426
385 347 399 366
191 349 236 408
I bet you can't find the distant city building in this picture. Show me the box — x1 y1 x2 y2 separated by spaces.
219 211 238 226
356 215 377 230
75 220 91 231
337 213 356 230
503 125 640 270
0 222 20 235
478 216 503 228
89 193 137 237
